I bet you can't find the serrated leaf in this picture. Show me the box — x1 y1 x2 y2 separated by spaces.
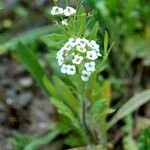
16 43 59 98
109 89 150 128
89 99 107 125
53 76 80 114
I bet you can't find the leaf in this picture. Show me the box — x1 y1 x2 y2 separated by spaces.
42 33 66 49
0 25 58 55
109 89 150 128
89 99 107 125
77 5 86 36
12 132 33 150
104 31 108 55
51 98 80 130
16 43 59 98
68 16 75 36
87 22 99 40
123 136 138 150
102 80 112 104
53 76 80 114
138 128 150 150
24 130 60 150
44 33 67 41
64 134 86 147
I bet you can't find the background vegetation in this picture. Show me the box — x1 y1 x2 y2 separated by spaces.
0 0 149 149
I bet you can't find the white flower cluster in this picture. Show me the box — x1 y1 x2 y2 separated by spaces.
51 6 76 16
56 38 101 81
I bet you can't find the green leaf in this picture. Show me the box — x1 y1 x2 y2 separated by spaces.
0 25 58 55
89 99 107 125
53 76 80 114
51 98 80 130
64 134 86 147
12 132 33 150
77 5 86 36
138 128 150 150
44 33 67 41
104 31 108 55
16 43 59 98
24 130 60 150
109 89 150 128
68 16 75 36
123 136 138 150
87 22 99 40
42 33 67 49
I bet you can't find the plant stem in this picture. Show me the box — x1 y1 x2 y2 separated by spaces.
99 115 107 149
82 100 97 145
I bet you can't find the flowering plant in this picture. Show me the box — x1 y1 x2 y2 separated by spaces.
46 2 114 148
14 0 150 149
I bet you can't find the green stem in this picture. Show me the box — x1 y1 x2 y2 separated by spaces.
82 99 98 145
99 115 107 149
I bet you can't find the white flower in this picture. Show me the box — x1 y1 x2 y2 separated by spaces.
84 61 95 72
56 38 101 79
95 49 102 57
61 19 68 26
69 38 77 47
88 40 99 49
64 6 76 16
72 55 83 64
56 50 63 59
86 50 98 60
58 58 64 66
66 65 76 75
63 43 72 51
61 64 68 73
82 70 91 76
81 70 91 81
81 75 89 81
79 38 88 47
76 45 86 53
51 6 63 15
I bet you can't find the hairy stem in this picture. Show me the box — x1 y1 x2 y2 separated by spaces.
82 99 98 145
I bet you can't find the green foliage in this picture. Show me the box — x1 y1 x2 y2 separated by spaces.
64 134 86 147
123 136 138 150
0 26 58 55
16 43 59 98
89 99 107 125
87 22 99 40
24 130 60 150
77 5 87 36
12 130 60 150
122 116 138 150
104 31 108 55
138 128 150 150
53 76 80 114
11 1 150 149
43 33 68 48
51 97 80 130
12 133 33 150
109 89 150 128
